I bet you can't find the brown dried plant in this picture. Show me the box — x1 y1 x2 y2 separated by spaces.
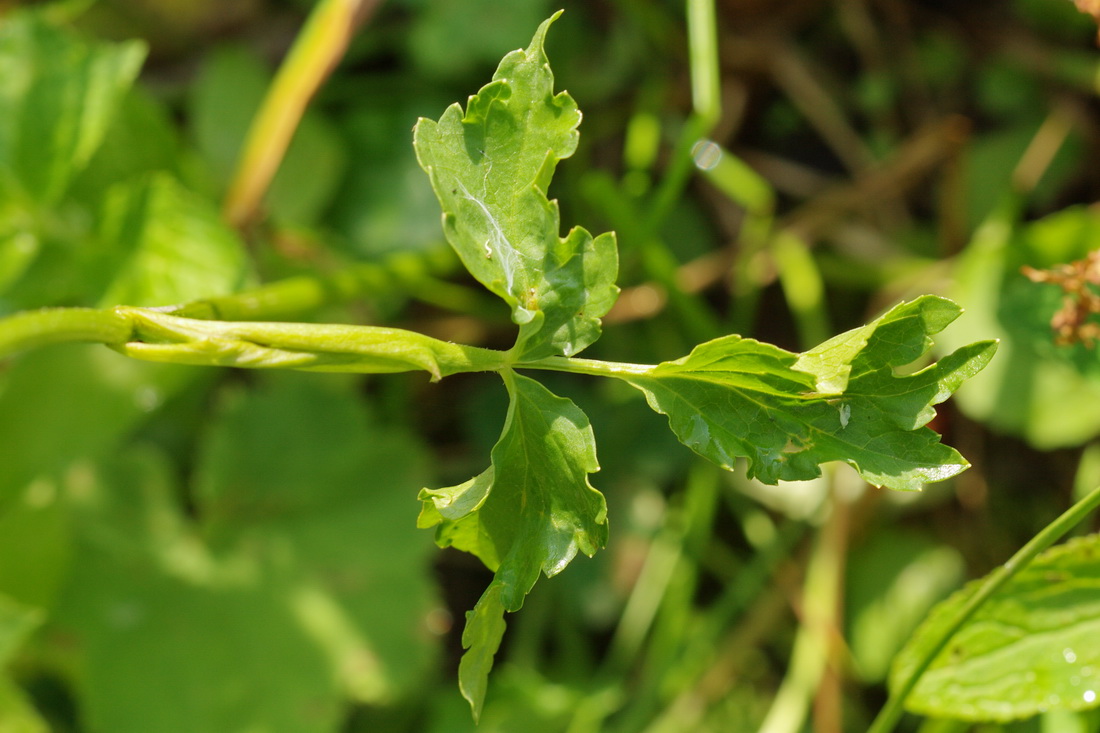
1022 250 1100 345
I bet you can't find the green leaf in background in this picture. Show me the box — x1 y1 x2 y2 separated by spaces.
624 296 997 491
891 533 1100 721
0 10 145 205
0 231 38 302
0 346 195 506
67 87 185 207
329 93 452 258
0 9 149 311
418 370 607 718
0 483 69 612
193 374 440 702
54 448 343 733
97 173 251 307
0 137 249 510
413 12 619 359
939 205 1100 449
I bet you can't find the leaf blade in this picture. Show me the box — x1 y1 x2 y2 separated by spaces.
419 371 608 715
624 296 996 491
891 534 1100 721
413 12 618 358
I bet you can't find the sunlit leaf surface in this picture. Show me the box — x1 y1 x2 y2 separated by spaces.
418 371 607 718
625 296 997 491
413 13 618 359
892 534 1100 721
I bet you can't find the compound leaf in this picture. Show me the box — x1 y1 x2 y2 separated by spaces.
413 12 618 359
624 296 997 491
418 370 607 718
891 534 1100 721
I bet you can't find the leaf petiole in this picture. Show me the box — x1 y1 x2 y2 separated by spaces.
515 354 657 378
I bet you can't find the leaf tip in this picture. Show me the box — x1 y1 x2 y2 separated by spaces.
525 10 565 58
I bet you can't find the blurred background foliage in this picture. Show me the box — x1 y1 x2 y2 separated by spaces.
3 0 1100 731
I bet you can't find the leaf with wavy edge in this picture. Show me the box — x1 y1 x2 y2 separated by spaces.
624 296 997 491
417 370 607 719
413 12 618 359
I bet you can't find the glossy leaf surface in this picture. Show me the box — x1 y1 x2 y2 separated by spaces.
892 534 1100 721
625 296 997 491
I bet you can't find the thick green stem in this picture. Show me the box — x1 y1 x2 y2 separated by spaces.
1 303 666 382
114 307 508 380
1 303 664 382
867 483 1100 733
0 307 131 356
0 305 509 380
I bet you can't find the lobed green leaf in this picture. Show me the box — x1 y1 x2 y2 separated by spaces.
624 296 997 491
891 534 1100 721
418 370 607 718
413 12 619 359
457 583 507 722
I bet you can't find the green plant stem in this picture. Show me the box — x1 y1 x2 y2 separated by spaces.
867 482 1100 733
166 257 479 323
601 0 724 344
0 305 510 379
0 305 665 382
0 307 131 355
517 355 656 378
168 272 365 321
687 0 721 129
115 307 509 379
0 300 669 381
